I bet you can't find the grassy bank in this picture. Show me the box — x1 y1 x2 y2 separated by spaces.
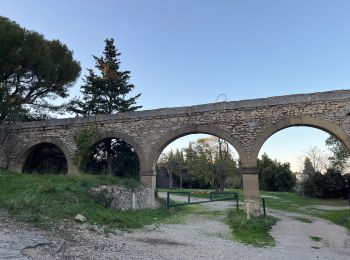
0 170 186 229
227 209 278 247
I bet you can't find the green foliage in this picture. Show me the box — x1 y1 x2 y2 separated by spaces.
326 135 350 171
0 16 81 122
227 209 278 247
82 138 140 178
158 137 241 190
0 170 191 229
302 171 324 198
302 157 316 177
322 168 346 198
68 39 141 176
68 38 141 115
258 153 296 192
74 125 102 167
310 236 322 242
300 153 350 199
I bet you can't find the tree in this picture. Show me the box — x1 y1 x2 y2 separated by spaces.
158 137 241 190
326 135 350 171
299 157 316 184
175 149 186 189
300 154 348 199
0 16 81 122
68 38 141 176
158 149 187 189
322 168 345 199
258 153 296 192
299 146 329 173
183 142 211 188
68 38 140 115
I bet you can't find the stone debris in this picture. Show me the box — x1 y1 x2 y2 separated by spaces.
74 214 86 223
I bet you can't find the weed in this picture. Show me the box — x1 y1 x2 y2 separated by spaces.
310 236 322 242
226 209 278 247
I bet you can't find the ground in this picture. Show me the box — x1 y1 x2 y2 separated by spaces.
1 193 349 260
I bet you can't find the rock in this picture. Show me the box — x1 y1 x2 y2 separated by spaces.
74 214 86 223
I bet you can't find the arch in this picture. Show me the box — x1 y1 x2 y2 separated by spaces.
88 130 145 171
11 137 75 174
251 116 350 163
148 124 248 175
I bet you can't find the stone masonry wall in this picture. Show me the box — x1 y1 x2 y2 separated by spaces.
1 89 350 173
90 185 156 210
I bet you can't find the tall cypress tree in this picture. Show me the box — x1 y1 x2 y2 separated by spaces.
68 38 141 176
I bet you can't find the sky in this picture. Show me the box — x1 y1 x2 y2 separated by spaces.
1 0 349 171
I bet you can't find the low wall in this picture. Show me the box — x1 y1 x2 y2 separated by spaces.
90 185 157 210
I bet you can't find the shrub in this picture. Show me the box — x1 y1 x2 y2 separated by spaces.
258 154 296 192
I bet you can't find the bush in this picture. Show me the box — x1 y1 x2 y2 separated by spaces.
302 168 349 199
302 171 324 198
258 154 296 192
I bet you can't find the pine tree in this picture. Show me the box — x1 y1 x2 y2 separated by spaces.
0 16 81 122
68 38 141 176
68 38 141 115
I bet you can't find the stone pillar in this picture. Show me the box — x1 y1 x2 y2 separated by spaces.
139 168 156 207
67 163 79 175
139 168 156 189
9 163 22 173
241 167 261 215
140 175 156 189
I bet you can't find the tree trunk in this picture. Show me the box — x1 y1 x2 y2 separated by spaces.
215 168 220 192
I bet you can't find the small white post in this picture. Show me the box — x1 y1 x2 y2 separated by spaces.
246 201 250 220
132 191 136 210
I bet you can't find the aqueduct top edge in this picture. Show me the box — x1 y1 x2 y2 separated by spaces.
6 89 350 129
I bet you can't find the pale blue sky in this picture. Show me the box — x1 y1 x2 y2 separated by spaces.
2 0 348 169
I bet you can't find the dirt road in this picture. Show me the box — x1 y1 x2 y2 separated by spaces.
1 193 349 259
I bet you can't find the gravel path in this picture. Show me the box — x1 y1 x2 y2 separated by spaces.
0 210 49 260
1 193 349 259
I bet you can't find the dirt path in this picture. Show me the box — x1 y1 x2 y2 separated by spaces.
0 210 49 260
1 193 350 259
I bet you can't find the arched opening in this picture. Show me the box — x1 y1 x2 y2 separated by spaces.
253 117 350 161
154 132 241 191
23 142 68 174
256 124 350 198
80 137 140 178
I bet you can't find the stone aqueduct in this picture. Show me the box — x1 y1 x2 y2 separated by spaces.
1 90 350 213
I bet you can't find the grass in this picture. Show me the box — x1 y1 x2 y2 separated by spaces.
226 209 278 247
0 170 190 229
318 209 350 230
160 188 350 230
